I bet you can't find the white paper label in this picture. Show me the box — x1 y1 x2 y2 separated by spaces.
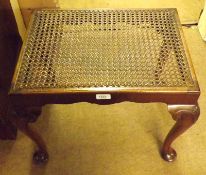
96 94 111 100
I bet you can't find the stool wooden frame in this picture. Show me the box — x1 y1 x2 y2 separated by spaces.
8 9 200 164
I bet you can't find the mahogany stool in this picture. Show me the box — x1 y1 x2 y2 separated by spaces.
8 9 200 164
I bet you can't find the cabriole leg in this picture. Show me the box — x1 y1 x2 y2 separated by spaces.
161 104 200 162
8 106 48 164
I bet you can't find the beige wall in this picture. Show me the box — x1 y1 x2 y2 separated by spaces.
198 1 206 41
18 0 205 27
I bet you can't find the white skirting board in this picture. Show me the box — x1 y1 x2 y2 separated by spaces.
198 2 206 41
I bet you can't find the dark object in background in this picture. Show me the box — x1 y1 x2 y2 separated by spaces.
0 0 22 139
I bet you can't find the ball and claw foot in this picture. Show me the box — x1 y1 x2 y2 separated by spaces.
162 148 177 162
33 150 49 164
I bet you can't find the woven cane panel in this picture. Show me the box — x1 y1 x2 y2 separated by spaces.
14 9 195 90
